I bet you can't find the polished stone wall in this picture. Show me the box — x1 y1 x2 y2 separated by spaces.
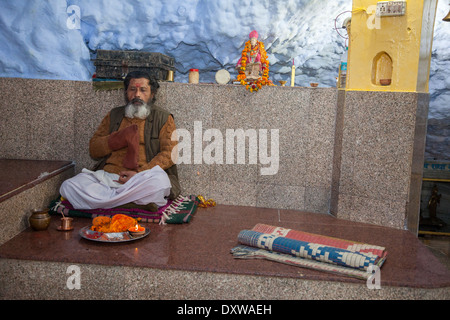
331 91 429 231
0 77 428 232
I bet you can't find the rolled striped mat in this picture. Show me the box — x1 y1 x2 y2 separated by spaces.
232 224 387 279
252 223 386 259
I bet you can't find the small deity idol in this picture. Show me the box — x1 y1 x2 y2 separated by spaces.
236 31 270 88
428 185 441 222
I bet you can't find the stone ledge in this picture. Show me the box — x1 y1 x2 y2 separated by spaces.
1 259 448 300
1 205 449 299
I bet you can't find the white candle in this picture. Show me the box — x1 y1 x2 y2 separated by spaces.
291 59 295 87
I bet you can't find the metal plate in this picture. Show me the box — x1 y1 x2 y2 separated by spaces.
79 226 150 243
215 69 231 84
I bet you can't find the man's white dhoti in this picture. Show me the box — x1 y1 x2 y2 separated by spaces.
59 165 171 210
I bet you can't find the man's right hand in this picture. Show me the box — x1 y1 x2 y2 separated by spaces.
107 124 138 151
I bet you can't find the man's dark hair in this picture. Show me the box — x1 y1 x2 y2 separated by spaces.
124 71 160 103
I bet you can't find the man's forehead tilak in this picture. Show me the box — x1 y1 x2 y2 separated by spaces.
130 79 150 88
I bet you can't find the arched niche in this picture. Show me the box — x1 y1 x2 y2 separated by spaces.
371 52 393 86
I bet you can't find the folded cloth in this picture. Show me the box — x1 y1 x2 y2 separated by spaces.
49 195 199 225
160 195 200 224
231 224 387 280
231 245 371 280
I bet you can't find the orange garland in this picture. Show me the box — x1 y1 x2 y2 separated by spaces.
198 195 216 208
91 214 139 233
237 40 273 92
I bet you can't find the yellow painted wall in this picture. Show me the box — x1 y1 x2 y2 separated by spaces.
347 0 438 92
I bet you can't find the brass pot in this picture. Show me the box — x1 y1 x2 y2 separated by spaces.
29 209 51 231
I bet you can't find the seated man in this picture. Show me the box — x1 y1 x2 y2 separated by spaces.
60 71 180 210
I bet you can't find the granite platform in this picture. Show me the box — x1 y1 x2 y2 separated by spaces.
1 204 449 299
0 78 444 299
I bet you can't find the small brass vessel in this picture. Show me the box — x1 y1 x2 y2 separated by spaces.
29 209 51 231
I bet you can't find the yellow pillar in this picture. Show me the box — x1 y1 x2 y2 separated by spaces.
347 0 438 92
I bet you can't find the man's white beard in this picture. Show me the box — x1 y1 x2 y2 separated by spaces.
125 101 151 119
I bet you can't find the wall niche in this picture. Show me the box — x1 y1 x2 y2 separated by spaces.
371 51 392 86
